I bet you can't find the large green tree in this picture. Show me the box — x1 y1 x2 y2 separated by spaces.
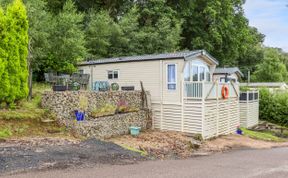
85 10 122 58
45 0 134 17
134 0 182 54
25 0 53 99
252 48 288 82
167 0 264 66
44 0 86 73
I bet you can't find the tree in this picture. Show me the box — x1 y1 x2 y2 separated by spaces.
252 48 288 82
0 7 10 103
86 1 182 59
45 0 134 18
25 0 53 99
85 10 122 58
0 0 29 103
167 0 264 66
117 6 140 56
12 0 29 100
135 0 182 54
45 0 86 73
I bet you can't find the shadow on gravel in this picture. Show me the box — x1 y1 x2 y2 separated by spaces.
0 139 146 175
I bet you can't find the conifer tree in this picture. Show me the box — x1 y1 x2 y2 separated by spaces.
2 0 29 103
0 8 10 102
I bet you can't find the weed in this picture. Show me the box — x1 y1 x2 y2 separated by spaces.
0 128 12 139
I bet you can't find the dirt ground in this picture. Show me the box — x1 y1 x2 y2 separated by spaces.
109 130 288 158
109 130 195 159
200 134 288 152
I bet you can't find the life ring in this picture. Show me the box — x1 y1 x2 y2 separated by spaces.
221 85 229 99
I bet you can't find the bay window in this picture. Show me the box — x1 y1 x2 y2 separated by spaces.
184 61 211 82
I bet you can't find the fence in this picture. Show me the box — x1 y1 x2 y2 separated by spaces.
239 90 259 128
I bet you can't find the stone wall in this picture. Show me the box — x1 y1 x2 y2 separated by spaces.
75 110 149 138
41 91 152 138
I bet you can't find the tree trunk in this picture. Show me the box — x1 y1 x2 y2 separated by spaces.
28 39 33 101
28 66 33 100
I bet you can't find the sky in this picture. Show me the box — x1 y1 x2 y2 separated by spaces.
243 0 288 52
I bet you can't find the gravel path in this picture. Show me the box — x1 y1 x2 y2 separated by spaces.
0 138 145 176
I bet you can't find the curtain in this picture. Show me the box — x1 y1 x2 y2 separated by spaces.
168 64 176 83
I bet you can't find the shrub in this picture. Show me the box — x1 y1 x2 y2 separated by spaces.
259 88 288 128
90 104 116 118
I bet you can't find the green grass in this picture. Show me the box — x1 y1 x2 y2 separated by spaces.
0 82 77 139
0 128 12 139
242 128 285 142
0 83 51 121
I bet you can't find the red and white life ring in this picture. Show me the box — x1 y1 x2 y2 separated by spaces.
221 85 229 99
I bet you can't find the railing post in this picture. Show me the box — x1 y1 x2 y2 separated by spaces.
216 81 219 136
181 80 184 132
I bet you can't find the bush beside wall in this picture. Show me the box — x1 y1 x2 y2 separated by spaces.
259 88 288 127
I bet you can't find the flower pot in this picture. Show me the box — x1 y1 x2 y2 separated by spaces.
53 85 67 91
129 126 141 136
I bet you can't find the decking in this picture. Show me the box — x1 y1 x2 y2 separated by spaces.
152 81 240 139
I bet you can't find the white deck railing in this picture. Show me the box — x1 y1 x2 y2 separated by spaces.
183 81 239 99
183 82 203 98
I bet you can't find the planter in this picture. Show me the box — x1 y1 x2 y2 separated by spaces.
129 126 141 136
53 85 67 91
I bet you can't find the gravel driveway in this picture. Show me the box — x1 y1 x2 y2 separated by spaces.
0 138 145 176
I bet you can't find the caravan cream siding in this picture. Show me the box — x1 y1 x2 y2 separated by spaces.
162 59 185 103
78 59 184 103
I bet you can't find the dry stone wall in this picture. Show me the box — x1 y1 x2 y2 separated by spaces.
41 91 152 138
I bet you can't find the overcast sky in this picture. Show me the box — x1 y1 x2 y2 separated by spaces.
243 0 288 52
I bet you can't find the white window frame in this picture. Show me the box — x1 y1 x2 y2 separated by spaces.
191 64 210 82
166 63 177 91
107 70 119 80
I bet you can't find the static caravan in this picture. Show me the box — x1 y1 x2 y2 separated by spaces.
213 67 244 83
78 50 240 139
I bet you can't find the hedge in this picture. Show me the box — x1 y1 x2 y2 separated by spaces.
259 88 288 127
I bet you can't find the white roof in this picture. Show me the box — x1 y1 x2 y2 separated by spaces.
240 82 288 88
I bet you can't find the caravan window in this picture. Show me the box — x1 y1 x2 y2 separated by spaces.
184 63 190 81
206 70 211 81
107 70 119 80
184 60 211 82
199 66 205 81
192 66 198 81
167 64 177 90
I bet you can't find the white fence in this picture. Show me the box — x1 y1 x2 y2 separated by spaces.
239 91 259 128
153 81 240 139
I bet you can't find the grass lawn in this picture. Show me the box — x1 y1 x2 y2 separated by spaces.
0 83 76 140
241 128 285 142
